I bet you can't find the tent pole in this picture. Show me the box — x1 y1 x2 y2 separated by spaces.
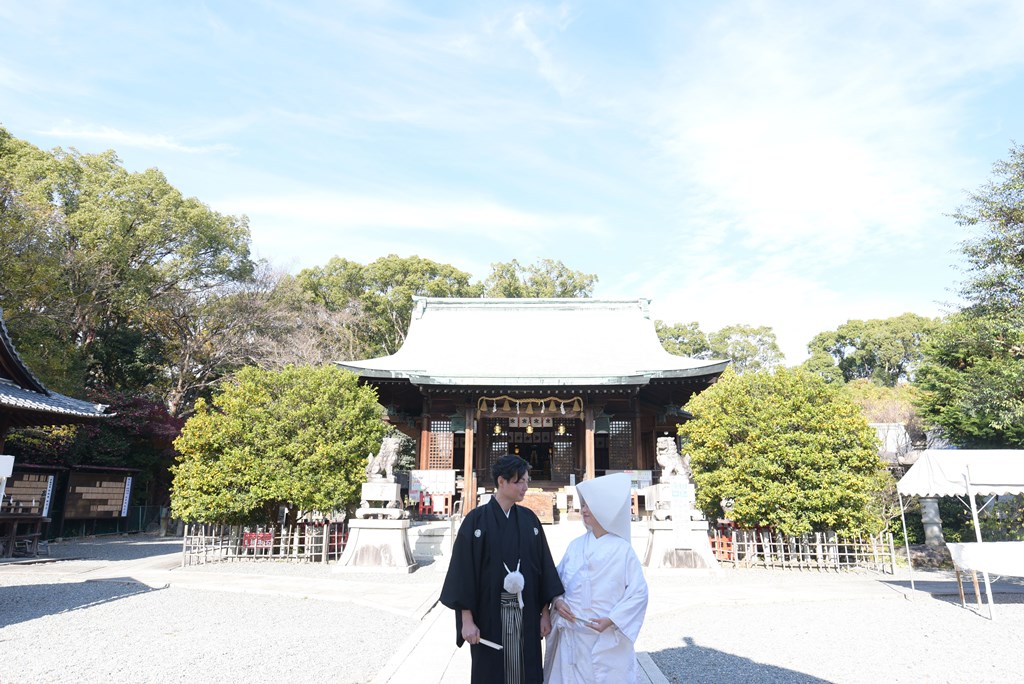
965 467 995 620
898 493 915 594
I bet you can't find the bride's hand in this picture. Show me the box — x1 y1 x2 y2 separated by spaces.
553 598 576 621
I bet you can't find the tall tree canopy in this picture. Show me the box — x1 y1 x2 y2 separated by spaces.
804 313 939 386
655 321 710 358
916 144 1024 447
680 367 888 536
656 320 782 373
171 366 386 524
0 127 254 399
707 324 783 374
297 254 480 358
482 258 597 298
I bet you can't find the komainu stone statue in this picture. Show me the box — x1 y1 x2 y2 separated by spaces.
656 436 692 482
365 436 401 482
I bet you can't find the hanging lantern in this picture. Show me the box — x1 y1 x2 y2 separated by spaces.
494 423 502 435
557 423 566 435
526 424 534 434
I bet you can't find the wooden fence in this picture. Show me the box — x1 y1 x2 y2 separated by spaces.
182 522 346 566
710 529 897 573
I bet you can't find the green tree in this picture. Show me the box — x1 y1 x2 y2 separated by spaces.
297 254 481 357
915 143 1024 447
0 128 254 399
0 134 83 390
656 321 710 358
679 367 887 536
170 366 386 524
656 320 781 372
800 349 845 384
804 314 939 386
916 313 1024 446
707 324 783 374
482 258 597 298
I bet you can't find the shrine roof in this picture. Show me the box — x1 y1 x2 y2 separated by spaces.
0 309 111 428
337 297 729 387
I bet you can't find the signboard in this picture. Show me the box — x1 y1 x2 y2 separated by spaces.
121 476 133 516
2 469 55 515
606 470 653 490
0 454 11 505
242 531 274 549
64 472 132 519
409 469 456 503
42 475 55 517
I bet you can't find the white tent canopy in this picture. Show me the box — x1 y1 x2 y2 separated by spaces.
896 450 1024 498
896 449 1024 618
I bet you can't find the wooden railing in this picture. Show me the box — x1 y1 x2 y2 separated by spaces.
710 528 897 573
181 522 346 566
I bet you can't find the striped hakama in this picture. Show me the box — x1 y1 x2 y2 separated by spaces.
500 591 524 683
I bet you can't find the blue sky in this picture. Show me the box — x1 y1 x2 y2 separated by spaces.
3 1 1024 363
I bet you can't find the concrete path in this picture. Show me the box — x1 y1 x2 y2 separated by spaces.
371 599 669 684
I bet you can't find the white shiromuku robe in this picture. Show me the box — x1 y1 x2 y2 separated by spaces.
544 530 649 683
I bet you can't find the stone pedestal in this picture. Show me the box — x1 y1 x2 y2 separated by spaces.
921 497 945 547
335 518 417 573
361 480 402 507
643 518 719 570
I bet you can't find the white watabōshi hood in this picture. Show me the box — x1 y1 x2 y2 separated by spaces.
575 473 632 542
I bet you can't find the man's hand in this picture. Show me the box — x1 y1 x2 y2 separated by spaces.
585 617 614 633
461 610 481 645
540 607 552 637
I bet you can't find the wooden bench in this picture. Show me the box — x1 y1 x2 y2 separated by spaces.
13 532 41 556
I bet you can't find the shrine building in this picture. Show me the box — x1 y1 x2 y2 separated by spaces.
339 297 728 512
1 308 113 555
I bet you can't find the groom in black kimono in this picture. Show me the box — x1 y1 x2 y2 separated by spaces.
441 455 563 683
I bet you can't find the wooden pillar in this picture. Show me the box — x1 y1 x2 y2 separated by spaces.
0 415 9 453
584 407 595 481
462 407 476 513
633 411 643 469
418 416 430 470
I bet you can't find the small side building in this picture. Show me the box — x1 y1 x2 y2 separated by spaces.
0 308 111 553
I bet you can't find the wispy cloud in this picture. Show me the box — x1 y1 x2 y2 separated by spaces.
233 192 599 232
509 6 579 96
655 1 1024 258
619 0 1024 360
39 124 233 154
216 190 608 247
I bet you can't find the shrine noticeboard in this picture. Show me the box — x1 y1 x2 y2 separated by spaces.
64 472 133 519
606 470 653 490
409 469 456 503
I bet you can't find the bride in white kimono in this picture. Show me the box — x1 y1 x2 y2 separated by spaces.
544 473 649 683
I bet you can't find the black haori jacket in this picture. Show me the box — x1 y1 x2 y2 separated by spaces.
440 497 563 683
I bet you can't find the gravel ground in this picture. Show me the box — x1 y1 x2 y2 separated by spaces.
639 571 1024 684
0 535 420 684
3 535 1023 683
